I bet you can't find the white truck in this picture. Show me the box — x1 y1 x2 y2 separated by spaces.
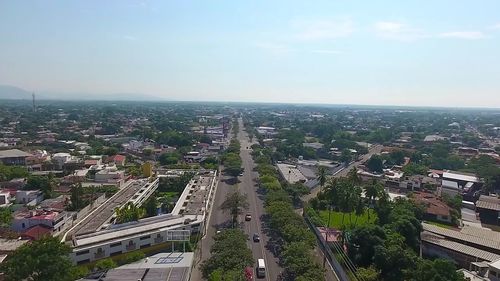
257 258 266 278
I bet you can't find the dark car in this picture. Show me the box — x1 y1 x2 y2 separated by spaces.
253 233 260 242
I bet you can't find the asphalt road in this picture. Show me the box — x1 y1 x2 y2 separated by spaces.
191 119 282 281
237 117 282 281
192 121 381 280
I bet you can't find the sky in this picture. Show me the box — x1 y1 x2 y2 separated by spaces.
1 0 500 107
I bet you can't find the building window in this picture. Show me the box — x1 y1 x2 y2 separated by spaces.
110 250 122 256
110 242 121 248
77 259 90 265
140 235 150 241
76 250 90 256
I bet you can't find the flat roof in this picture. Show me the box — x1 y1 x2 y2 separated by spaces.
72 179 153 236
74 215 192 248
443 171 479 183
171 171 217 216
91 253 193 281
276 163 307 184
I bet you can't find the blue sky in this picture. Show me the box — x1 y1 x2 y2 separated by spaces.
1 0 500 107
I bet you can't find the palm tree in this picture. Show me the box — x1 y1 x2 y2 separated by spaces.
220 189 249 227
316 166 328 193
364 180 384 220
326 178 362 228
347 167 361 184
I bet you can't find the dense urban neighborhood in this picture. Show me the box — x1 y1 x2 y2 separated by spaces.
0 100 498 281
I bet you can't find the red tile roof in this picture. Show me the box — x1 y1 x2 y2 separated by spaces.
110 155 126 162
22 225 52 240
412 192 451 217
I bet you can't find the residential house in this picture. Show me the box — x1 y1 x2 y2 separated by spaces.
411 192 452 223
0 149 33 166
476 195 500 225
108 155 126 166
15 190 43 205
12 209 72 234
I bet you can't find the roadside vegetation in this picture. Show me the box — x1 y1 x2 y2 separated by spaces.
201 229 254 281
251 142 325 281
306 171 466 281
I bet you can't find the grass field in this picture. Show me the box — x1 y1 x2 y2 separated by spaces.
424 220 455 229
319 209 377 229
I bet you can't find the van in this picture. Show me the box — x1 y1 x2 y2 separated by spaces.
257 258 266 278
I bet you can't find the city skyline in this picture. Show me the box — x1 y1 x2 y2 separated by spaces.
1 0 500 107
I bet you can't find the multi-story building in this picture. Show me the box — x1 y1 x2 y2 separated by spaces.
0 149 33 166
68 170 218 264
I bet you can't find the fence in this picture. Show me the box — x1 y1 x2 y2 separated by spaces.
304 214 350 281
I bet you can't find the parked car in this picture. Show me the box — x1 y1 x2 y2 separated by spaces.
253 233 260 242
245 213 252 221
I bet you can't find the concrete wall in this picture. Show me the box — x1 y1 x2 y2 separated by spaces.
71 229 191 264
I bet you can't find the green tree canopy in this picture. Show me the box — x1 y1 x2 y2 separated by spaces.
0 236 76 281
220 190 249 227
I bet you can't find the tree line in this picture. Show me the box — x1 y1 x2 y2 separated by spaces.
252 143 325 281
307 171 466 281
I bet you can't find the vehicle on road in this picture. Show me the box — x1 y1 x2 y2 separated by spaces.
239 172 244 176
245 213 252 221
253 233 260 242
257 258 266 278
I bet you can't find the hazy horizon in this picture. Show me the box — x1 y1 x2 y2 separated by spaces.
1 1 500 108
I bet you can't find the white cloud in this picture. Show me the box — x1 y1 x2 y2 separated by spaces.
293 19 354 40
123 35 138 41
311 49 343 55
374 21 426 41
439 31 485 40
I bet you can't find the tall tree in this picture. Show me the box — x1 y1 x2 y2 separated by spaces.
316 165 328 192
115 202 144 224
220 190 249 227
367 155 384 173
69 183 85 211
0 207 12 227
407 259 466 281
144 195 158 217
0 236 76 281
202 229 254 279
364 180 385 219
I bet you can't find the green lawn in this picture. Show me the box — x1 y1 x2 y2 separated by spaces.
424 220 454 229
319 209 377 229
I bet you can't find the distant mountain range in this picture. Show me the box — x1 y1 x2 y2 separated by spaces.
0 85 166 101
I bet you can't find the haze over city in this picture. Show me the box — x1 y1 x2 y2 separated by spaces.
1 0 500 107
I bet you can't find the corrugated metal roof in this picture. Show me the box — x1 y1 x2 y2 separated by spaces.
441 179 459 189
0 149 33 158
476 200 500 211
422 232 500 262
422 223 500 251
461 225 500 241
